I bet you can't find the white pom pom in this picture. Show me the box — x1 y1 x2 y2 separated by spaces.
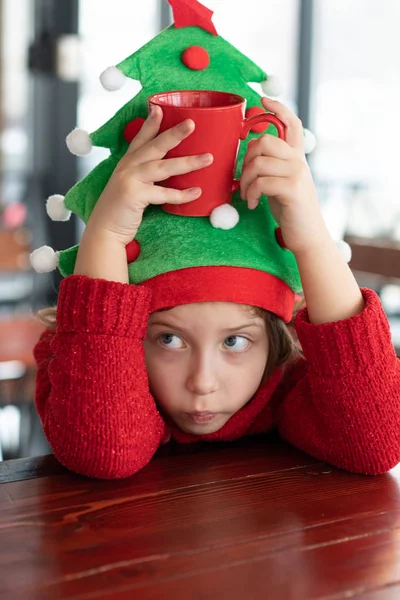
99 66 127 91
66 128 92 156
210 204 239 230
30 246 60 273
303 128 317 154
261 75 283 98
46 194 71 222
336 240 352 263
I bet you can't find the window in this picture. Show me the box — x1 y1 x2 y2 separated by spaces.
310 0 400 240
77 0 159 172
0 0 31 196
77 0 301 174
204 0 300 106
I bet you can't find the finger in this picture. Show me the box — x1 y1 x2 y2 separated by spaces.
129 119 196 166
246 176 290 210
240 156 291 201
243 134 293 171
137 153 214 184
148 185 202 206
126 105 164 155
261 97 304 151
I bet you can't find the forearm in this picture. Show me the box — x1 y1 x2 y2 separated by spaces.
279 288 400 474
294 235 364 325
74 227 129 284
34 275 165 479
42 334 164 478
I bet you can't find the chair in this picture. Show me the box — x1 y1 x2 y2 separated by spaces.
346 236 400 281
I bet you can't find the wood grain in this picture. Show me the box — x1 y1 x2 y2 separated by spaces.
1 435 400 599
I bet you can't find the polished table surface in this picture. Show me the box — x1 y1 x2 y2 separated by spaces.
1 435 400 600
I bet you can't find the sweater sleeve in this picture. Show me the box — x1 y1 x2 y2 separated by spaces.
275 288 400 475
33 275 166 479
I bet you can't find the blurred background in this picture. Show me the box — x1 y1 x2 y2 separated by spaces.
0 0 399 460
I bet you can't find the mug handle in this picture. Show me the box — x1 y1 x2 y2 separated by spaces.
232 113 286 193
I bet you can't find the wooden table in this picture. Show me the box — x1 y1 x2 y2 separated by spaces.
1 435 400 599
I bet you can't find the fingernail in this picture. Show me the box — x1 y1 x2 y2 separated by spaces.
181 119 194 133
188 187 201 197
200 153 213 165
149 105 159 118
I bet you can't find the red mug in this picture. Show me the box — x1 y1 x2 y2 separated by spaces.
147 90 286 217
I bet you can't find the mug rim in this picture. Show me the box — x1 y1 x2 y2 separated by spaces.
148 90 245 110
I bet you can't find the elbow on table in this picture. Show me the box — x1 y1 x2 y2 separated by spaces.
41 395 165 479
338 443 400 476
53 444 157 479
358 454 400 476
289 433 400 476
46 430 161 480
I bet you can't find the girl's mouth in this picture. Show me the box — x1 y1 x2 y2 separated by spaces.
186 412 217 424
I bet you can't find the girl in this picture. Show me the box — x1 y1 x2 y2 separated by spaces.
34 97 400 479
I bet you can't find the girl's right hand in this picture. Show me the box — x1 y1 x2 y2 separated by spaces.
84 105 214 246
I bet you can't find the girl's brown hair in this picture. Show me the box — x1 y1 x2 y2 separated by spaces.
246 299 305 381
37 297 305 376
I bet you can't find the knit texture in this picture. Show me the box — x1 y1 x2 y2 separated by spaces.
34 275 400 479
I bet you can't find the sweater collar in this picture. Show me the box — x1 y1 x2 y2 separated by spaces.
167 367 283 444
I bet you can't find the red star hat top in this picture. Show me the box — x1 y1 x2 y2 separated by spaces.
167 0 219 36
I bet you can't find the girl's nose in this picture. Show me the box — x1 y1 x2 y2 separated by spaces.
186 355 219 396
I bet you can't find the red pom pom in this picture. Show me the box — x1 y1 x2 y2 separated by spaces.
182 46 210 71
124 118 145 143
126 240 141 264
275 227 287 250
246 107 270 134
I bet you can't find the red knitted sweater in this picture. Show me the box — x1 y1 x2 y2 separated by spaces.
34 275 400 479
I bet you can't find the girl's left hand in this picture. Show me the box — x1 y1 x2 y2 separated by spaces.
240 97 331 256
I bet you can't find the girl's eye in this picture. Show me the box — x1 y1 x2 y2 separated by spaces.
224 336 250 352
158 334 184 349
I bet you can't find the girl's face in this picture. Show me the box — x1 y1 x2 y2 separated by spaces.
143 302 269 435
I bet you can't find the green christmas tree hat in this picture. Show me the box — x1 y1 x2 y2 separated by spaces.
30 0 323 322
